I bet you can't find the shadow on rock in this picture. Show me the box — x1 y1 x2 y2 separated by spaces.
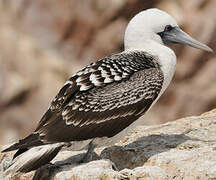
101 133 191 170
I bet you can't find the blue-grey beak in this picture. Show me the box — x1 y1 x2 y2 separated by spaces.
159 27 213 52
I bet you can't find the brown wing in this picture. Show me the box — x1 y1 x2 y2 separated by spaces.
35 52 163 143
36 70 163 143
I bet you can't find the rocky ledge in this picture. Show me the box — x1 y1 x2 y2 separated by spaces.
1 109 216 180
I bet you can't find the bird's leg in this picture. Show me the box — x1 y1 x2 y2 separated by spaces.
80 141 97 163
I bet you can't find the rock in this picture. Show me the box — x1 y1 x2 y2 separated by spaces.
1 109 216 179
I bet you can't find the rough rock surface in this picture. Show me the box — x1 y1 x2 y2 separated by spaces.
1 109 216 180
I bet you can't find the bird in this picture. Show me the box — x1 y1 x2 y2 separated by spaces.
2 8 213 173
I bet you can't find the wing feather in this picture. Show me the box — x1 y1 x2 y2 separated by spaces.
35 51 163 143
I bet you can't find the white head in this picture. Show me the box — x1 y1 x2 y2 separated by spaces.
124 8 212 52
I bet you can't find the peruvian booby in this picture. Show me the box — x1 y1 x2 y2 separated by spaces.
2 8 213 173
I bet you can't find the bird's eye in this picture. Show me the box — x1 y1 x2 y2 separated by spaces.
164 25 173 32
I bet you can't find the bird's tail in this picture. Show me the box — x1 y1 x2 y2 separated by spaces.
4 143 64 174
2 133 43 153
2 133 64 173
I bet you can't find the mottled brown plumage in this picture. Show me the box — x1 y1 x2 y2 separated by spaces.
36 51 163 142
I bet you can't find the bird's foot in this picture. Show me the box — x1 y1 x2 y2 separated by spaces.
79 141 97 163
